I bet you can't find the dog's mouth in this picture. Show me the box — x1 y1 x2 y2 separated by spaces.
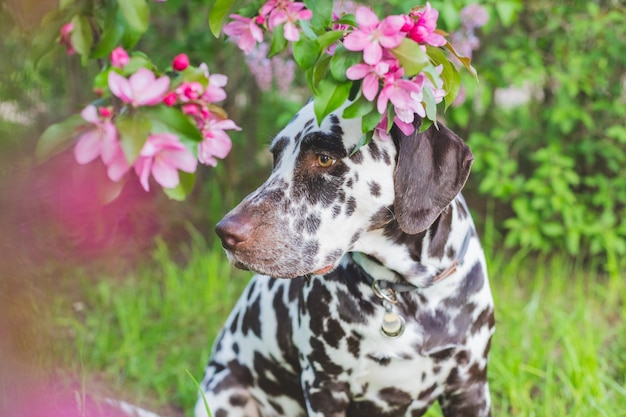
227 252 337 278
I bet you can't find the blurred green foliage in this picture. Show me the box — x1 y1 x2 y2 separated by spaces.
1 0 625 271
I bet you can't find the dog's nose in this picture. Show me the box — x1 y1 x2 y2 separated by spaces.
215 214 254 251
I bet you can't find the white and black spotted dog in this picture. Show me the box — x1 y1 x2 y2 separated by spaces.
196 100 495 417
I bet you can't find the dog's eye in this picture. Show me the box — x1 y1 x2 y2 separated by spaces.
316 154 336 168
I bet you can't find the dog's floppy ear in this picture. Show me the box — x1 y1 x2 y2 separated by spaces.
392 121 474 234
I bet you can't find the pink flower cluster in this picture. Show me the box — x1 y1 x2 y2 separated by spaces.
344 4 446 138
166 65 240 167
74 49 238 192
223 0 313 53
224 2 449 139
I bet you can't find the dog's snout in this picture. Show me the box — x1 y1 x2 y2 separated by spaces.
216 214 254 251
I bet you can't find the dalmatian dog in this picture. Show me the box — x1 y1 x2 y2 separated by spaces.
196 100 495 417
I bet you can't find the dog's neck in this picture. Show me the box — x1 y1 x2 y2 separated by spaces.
353 196 475 288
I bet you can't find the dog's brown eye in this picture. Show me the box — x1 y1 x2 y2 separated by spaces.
316 154 336 168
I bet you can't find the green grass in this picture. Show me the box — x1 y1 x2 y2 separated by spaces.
52 232 626 416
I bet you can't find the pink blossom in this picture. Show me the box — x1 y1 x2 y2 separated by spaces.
223 14 264 55
198 118 240 166
343 7 406 65
374 117 392 141
376 68 423 115
203 72 228 103
172 53 190 71
460 4 489 30
406 3 446 47
74 105 131 181
266 2 313 42
346 61 390 101
110 47 130 68
108 68 170 107
134 133 197 191
59 23 75 55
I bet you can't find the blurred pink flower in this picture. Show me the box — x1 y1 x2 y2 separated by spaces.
343 7 406 65
198 118 240 166
460 3 489 29
134 133 197 191
110 47 129 68
346 61 390 101
108 68 170 107
406 2 446 47
266 2 313 41
172 53 190 71
223 14 264 55
59 22 75 55
74 105 130 182
203 72 228 103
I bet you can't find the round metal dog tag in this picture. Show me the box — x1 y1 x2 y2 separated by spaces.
381 311 405 338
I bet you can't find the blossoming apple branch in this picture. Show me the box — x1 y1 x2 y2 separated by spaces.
36 0 475 200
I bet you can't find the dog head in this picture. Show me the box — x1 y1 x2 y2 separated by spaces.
215 101 473 278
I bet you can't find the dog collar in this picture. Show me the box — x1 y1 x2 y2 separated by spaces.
351 229 473 338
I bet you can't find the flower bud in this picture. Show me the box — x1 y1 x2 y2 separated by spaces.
163 92 177 106
172 54 190 71
110 47 130 68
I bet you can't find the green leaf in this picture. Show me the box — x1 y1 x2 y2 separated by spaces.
422 86 438 123
444 41 478 80
316 30 344 51
122 55 152 75
70 15 94 56
118 0 149 34
426 46 460 110
361 109 382 133
163 171 196 201
307 53 331 93
329 45 362 83
304 0 332 33
342 95 374 120
293 37 321 69
141 106 203 144
268 24 288 57
390 38 429 77
93 68 112 94
334 14 357 27
116 113 151 164
91 7 124 59
313 79 351 124
208 0 238 37
35 114 86 162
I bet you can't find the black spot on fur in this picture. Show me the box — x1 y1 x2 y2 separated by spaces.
346 331 362 357
367 354 391 366
349 149 364 164
229 393 248 407
308 337 344 375
270 136 289 168
253 352 304 402
368 180 381 197
241 297 261 337
345 196 356 216
323 318 345 349
332 205 342 218
417 382 438 401
367 139 383 161
214 409 227 417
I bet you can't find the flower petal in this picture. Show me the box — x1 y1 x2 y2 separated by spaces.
80 105 99 123
355 7 379 30
151 159 180 189
74 130 101 164
163 149 198 173
134 75 170 106
108 71 133 103
134 157 152 191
